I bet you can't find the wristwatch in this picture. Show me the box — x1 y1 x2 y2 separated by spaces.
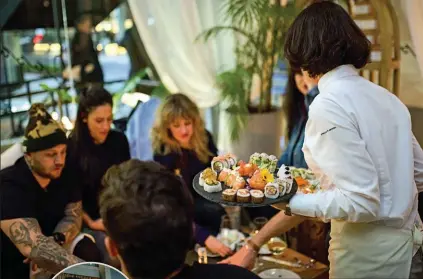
52 232 66 246
285 204 292 216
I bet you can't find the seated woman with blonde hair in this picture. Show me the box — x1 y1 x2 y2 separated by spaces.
152 93 231 256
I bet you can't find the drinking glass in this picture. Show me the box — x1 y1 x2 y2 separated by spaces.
268 237 287 256
251 216 268 236
220 215 232 230
219 215 232 247
197 247 208 264
250 217 268 271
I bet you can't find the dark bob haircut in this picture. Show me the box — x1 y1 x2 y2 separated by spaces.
284 0 371 78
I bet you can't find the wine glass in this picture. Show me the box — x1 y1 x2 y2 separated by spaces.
268 237 287 256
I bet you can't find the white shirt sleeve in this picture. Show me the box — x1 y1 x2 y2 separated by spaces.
289 97 381 222
413 134 423 193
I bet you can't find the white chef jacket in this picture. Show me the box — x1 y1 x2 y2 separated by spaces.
289 64 423 232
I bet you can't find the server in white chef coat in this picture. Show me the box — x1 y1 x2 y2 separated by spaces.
222 1 423 278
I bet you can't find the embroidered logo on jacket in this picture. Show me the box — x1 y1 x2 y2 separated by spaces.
321 127 336 136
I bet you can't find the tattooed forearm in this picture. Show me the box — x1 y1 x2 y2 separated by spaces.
9 219 39 247
30 235 83 273
54 201 83 243
1 218 83 273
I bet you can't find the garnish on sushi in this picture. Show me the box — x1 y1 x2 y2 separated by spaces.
199 168 217 186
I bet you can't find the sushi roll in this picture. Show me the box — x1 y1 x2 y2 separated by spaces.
238 161 258 177
237 189 251 203
217 168 231 183
260 153 270 169
268 155 278 173
264 182 279 199
249 152 261 165
225 153 238 169
211 157 229 172
250 190 264 204
199 168 217 186
226 172 238 187
285 177 294 194
232 176 246 190
275 178 287 196
277 164 291 179
222 189 237 202
203 178 222 193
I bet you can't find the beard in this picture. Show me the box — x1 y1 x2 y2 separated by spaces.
30 159 63 179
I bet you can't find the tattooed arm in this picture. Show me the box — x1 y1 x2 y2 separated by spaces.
54 201 83 244
0 218 83 273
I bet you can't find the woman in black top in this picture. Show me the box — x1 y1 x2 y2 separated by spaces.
152 94 226 236
67 87 130 265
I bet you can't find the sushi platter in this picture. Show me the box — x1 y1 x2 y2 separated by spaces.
192 153 298 207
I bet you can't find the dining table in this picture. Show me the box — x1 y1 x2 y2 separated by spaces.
186 246 329 279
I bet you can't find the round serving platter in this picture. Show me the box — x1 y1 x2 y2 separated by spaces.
192 172 298 207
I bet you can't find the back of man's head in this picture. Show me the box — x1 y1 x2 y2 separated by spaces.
99 159 194 279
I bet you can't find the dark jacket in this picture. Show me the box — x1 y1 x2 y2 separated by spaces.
153 130 218 244
153 130 218 194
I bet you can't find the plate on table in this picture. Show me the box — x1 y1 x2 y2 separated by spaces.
195 229 245 257
217 229 245 251
192 172 298 207
258 268 301 279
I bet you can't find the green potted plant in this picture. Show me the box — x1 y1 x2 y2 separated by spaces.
197 0 298 158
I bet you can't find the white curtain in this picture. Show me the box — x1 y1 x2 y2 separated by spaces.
405 0 423 77
127 0 235 108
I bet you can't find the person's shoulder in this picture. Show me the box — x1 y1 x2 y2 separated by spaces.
308 93 345 121
1 157 25 181
153 144 173 158
66 136 75 151
0 157 28 192
107 130 128 143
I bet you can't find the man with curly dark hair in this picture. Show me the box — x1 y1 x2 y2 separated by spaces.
222 1 423 278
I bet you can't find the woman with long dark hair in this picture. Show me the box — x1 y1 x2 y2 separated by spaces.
67 87 130 265
278 68 319 168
